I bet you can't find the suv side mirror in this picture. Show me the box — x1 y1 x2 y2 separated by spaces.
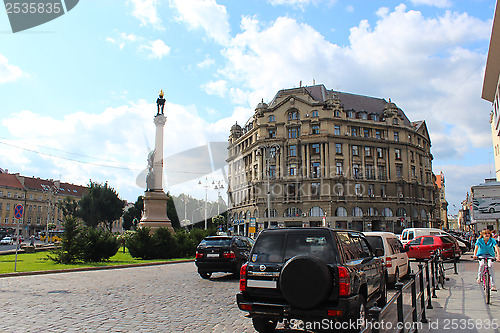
374 248 384 257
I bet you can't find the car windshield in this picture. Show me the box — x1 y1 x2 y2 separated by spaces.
199 238 232 247
365 236 384 254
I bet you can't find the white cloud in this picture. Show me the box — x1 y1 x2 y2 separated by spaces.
128 0 164 29
0 54 24 84
410 0 452 8
197 56 215 68
139 39 171 59
215 6 491 162
169 0 230 45
202 80 228 97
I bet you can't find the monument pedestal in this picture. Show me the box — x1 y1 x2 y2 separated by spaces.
139 190 174 232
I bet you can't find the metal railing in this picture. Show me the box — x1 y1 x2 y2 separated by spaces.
363 249 458 333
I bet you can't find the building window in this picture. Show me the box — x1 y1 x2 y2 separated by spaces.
289 145 297 157
269 165 276 178
286 184 297 198
311 143 320 154
395 149 401 160
311 183 320 198
365 165 375 180
334 125 341 135
377 148 383 158
288 127 299 138
289 164 298 176
285 207 302 217
353 164 361 179
6 203 10 211
393 118 399 125
336 143 342 155
410 151 414 161
311 110 319 117
352 145 359 156
363 129 370 137
381 185 386 197
368 207 378 216
269 128 276 138
289 110 299 120
336 207 348 217
397 185 403 198
336 161 343 175
0 203 2 210
411 166 416 179
368 184 374 196
378 165 387 180
354 184 362 196
269 115 275 122
359 112 367 120
375 130 381 139
353 207 363 216
334 110 341 117
7 192 11 198
351 127 358 136
311 125 320 134
312 162 321 178
372 114 379 121
396 164 403 178
365 147 372 157
394 132 399 142
347 111 354 118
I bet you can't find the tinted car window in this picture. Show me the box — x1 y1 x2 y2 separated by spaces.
365 236 384 255
387 238 404 254
440 236 455 244
351 235 372 258
251 233 284 263
199 238 232 247
422 237 434 245
337 232 359 260
284 233 335 262
408 238 421 246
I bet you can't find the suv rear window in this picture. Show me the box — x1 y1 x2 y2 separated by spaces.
251 233 285 263
199 238 232 247
284 233 335 262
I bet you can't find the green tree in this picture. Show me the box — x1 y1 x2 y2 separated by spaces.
123 196 144 230
166 192 180 229
50 216 82 264
78 181 125 232
58 196 79 218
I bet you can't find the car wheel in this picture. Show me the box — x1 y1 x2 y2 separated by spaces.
198 271 212 279
252 317 277 333
490 208 495 213
279 255 332 310
349 294 367 331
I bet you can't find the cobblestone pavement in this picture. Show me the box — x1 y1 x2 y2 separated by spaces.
0 262 256 333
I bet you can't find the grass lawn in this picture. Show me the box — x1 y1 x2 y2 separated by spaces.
0 248 193 274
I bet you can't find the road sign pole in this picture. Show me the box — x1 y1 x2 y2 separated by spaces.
13 204 24 272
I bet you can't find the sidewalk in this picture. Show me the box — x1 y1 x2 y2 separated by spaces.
418 253 500 333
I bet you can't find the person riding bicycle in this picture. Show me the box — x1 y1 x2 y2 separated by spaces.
473 229 500 291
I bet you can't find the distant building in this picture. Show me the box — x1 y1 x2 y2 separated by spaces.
435 172 448 229
0 171 87 237
227 84 438 236
482 0 500 180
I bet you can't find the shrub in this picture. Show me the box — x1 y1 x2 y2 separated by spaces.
79 226 119 262
126 227 154 259
50 216 82 264
152 227 178 259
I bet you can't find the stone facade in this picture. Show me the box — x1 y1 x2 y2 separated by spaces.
227 84 438 236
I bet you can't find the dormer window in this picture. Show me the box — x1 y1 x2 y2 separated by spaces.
347 111 354 118
288 110 299 120
359 112 367 120
393 118 399 125
372 114 379 121
269 115 275 122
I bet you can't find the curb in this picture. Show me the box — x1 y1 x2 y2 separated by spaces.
0 259 195 278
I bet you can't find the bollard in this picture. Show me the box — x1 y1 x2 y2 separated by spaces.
369 306 382 333
453 247 458 274
431 255 439 293
418 263 428 323
410 272 418 332
395 281 405 333
425 260 433 309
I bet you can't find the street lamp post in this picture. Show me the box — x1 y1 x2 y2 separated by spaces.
257 144 280 226
214 181 224 216
198 178 210 230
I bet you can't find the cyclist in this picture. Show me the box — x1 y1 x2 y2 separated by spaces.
473 229 500 291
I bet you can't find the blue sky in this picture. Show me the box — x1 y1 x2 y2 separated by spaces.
0 0 497 216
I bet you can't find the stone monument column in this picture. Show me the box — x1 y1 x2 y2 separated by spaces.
139 90 174 232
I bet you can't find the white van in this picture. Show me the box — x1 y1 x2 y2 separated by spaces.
364 231 410 285
400 228 446 245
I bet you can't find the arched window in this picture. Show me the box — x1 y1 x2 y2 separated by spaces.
311 110 319 117
396 208 407 217
239 212 244 220
347 111 354 118
309 206 324 217
353 207 363 217
421 210 428 220
372 114 379 121
253 209 259 218
336 207 348 217
264 209 277 218
382 207 393 217
246 210 251 219
285 207 302 217
367 207 379 216
288 110 299 120
413 209 418 218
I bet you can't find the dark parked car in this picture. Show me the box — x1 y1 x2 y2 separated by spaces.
237 228 386 333
195 235 254 279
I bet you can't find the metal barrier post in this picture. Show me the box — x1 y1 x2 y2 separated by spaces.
418 263 428 323
453 247 458 274
431 256 439 294
369 306 382 333
410 272 418 332
395 281 405 333
425 260 433 308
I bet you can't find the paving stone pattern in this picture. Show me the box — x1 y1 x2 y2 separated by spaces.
0 262 256 333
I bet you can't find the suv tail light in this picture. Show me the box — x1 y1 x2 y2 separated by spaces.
338 266 350 296
223 251 236 259
386 257 392 268
239 264 248 291
195 252 203 259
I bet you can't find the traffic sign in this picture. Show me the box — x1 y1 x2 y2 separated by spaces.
14 204 24 219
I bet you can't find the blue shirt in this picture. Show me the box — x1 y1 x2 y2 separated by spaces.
475 237 498 257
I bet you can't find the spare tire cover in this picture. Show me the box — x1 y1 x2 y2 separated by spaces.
279 255 332 310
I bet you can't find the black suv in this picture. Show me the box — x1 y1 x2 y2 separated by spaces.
195 235 254 279
237 228 387 332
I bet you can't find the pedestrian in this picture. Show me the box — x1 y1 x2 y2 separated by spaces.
30 235 35 247
473 229 500 291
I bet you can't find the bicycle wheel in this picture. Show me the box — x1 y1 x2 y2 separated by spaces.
486 270 491 304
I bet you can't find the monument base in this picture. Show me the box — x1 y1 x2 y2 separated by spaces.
139 190 174 233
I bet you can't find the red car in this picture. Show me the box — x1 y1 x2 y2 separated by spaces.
404 235 461 260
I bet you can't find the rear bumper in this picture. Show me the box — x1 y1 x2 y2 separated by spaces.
195 259 239 273
236 292 360 320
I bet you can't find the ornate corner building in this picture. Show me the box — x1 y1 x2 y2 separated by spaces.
227 84 438 236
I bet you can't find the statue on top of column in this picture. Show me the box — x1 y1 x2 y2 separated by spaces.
156 90 166 115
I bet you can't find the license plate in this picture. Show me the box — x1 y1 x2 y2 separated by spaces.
206 253 219 258
246 279 277 289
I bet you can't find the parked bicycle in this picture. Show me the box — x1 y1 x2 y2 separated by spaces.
476 256 497 304
432 249 447 288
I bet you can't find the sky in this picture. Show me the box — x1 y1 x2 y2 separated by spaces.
0 0 497 217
